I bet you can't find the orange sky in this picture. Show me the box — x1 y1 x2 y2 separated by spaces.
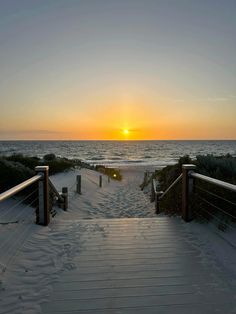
1 1 236 140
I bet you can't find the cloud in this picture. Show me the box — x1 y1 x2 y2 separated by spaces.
0 129 63 135
0 129 66 139
174 96 235 103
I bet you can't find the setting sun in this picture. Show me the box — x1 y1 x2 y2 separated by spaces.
123 129 129 135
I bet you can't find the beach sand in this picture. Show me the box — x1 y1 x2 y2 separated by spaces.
49 166 156 219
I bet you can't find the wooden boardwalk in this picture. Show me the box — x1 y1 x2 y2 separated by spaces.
42 217 236 314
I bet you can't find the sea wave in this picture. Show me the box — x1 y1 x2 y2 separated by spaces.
1 140 236 168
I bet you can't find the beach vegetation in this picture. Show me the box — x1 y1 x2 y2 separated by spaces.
95 165 122 180
0 154 122 193
0 154 77 192
43 153 56 161
5 154 40 170
0 157 34 192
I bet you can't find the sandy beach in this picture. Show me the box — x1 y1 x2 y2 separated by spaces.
49 166 156 219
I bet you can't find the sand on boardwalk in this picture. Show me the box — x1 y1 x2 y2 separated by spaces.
0 166 236 314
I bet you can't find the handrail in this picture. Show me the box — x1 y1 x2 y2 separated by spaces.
152 173 183 213
191 173 236 193
0 166 66 226
49 179 63 201
159 174 183 200
0 175 42 203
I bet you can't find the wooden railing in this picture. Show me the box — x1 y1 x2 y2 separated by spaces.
0 175 42 203
0 166 67 226
152 164 236 224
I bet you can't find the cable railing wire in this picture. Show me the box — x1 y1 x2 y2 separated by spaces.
193 204 236 232
8 196 37 222
195 185 236 208
0 188 38 220
193 193 236 231
1 196 38 224
194 190 236 220
0 202 38 252
193 208 236 249
1 223 35 271
87 176 101 186
68 181 77 192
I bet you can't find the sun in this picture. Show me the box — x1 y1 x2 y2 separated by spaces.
123 129 129 135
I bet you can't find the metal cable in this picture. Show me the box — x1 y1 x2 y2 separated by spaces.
193 196 236 231
193 209 236 248
0 188 38 219
1 196 37 224
68 181 77 192
195 185 236 208
1 223 35 270
195 193 236 220
0 198 38 251
87 176 99 186
12 197 37 222
196 207 236 231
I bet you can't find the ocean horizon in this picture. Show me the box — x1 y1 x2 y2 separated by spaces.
1 140 236 168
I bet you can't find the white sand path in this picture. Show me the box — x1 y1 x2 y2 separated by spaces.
50 167 156 219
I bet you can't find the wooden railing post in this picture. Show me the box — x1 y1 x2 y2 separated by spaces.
155 191 163 214
99 175 102 188
76 175 81 194
182 164 196 222
151 180 155 202
62 187 68 210
35 166 50 226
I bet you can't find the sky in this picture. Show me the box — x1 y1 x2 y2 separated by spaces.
0 0 236 140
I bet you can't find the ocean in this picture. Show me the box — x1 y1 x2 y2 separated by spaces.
0 140 236 168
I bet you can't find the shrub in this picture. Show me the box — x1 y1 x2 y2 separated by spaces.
43 153 56 161
5 154 40 170
2 154 77 175
95 165 122 180
46 158 75 175
0 158 34 192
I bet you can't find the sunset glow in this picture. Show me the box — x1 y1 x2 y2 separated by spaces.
123 129 129 135
0 1 236 140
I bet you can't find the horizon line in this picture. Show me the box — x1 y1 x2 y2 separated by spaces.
0 139 236 142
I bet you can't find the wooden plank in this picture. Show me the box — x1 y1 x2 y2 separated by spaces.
75 256 203 268
57 271 212 284
42 303 236 314
43 292 234 312
53 275 216 291
74 251 199 262
66 261 205 274
51 284 196 300
79 244 197 252
42 217 236 314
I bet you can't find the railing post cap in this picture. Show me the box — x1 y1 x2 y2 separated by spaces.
35 166 49 172
182 164 196 170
